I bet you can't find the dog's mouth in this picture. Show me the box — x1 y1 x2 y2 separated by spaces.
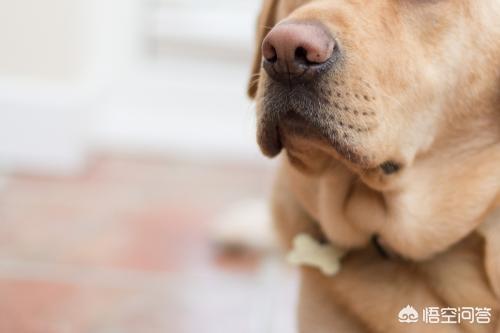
257 109 369 167
257 110 316 157
258 112 404 181
256 68 406 177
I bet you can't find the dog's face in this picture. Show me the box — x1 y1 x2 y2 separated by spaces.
250 0 500 189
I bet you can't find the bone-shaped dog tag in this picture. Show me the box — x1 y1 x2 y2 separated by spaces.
287 233 346 276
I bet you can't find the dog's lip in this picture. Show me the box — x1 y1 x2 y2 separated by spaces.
258 113 368 165
258 111 318 158
282 112 375 167
280 111 320 135
258 122 283 157
258 109 372 167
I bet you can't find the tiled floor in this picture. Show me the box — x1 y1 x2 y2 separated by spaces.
0 155 297 333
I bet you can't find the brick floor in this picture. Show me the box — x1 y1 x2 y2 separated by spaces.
0 155 297 333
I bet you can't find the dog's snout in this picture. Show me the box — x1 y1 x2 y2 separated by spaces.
262 21 336 84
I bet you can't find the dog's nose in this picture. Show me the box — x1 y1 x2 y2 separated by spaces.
262 21 336 84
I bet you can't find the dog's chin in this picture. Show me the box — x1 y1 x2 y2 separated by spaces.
282 137 335 174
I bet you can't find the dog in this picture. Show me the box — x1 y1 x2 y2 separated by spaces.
248 0 500 332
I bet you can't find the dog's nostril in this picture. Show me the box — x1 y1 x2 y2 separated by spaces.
266 47 278 63
294 47 309 63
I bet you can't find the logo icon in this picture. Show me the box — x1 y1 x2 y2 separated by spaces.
399 305 419 323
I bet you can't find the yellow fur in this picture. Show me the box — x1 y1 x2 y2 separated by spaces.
249 0 500 331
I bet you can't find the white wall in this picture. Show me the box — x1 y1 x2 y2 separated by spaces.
0 0 142 174
0 0 83 81
0 0 264 174
82 0 143 86
91 0 264 162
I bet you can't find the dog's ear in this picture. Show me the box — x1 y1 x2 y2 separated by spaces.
247 0 279 99
479 205 500 298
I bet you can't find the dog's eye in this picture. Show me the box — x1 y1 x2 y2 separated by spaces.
380 161 401 175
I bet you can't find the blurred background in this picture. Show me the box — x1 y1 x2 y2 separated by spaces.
0 0 297 332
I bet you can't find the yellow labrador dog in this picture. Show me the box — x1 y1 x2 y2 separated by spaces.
248 0 500 332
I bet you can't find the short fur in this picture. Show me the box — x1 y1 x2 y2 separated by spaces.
248 0 500 332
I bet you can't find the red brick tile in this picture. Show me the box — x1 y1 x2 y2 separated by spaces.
0 278 187 333
0 155 284 332
0 279 144 333
109 207 209 272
